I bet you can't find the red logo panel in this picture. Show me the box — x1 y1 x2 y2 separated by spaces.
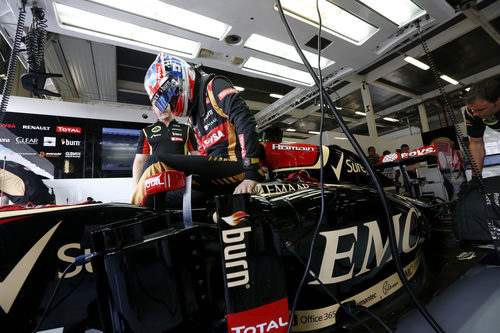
227 298 289 333
56 126 81 134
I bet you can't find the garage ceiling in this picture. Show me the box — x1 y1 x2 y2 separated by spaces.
0 0 499 140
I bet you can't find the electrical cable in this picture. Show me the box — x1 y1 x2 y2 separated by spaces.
285 1 325 331
275 1 444 332
0 1 26 122
25 5 47 73
32 253 97 333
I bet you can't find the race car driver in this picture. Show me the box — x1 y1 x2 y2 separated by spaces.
464 78 500 175
135 52 263 203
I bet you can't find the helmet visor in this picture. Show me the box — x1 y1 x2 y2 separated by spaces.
153 78 179 113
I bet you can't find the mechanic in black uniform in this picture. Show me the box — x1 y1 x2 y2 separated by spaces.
131 103 199 205
140 52 263 198
464 78 500 175
0 160 53 205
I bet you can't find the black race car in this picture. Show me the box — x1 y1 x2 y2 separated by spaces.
0 143 479 332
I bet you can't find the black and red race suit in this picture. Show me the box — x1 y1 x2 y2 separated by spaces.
0 161 53 205
191 75 262 182
131 75 263 206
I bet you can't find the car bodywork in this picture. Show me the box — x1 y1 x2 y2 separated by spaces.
0 144 432 332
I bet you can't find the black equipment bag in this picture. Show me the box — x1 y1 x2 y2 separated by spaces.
453 176 500 241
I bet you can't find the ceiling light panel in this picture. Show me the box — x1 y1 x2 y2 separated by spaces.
357 0 426 27
404 56 429 70
89 0 231 39
243 57 315 86
270 93 284 99
244 34 335 69
278 0 379 45
440 75 459 85
54 3 200 58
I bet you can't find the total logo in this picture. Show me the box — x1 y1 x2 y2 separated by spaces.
16 137 38 145
61 138 81 146
56 126 81 134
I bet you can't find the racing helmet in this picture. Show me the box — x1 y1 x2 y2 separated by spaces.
144 53 196 117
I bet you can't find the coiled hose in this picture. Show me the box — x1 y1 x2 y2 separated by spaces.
25 6 47 72
0 5 26 122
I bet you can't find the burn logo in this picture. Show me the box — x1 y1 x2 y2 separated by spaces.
222 226 251 288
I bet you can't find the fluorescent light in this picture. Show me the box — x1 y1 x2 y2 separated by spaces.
243 57 315 86
336 106 343 110
286 128 297 132
244 34 334 69
465 87 471 92
404 56 429 70
355 111 366 116
383 117 399 122
234 86 245 92
89 0 231 40
278 0 379 45
270 93 284 99
54 3 200 58
308 131 321 135
333 137 348 140
440 75 459 85
357 0 426 27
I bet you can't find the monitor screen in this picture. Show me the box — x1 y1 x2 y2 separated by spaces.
102 127 141 171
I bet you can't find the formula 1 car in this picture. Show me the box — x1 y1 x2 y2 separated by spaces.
0 143 479 333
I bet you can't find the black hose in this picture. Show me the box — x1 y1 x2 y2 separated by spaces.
26 6 47 73
275 1 444 332
0 4 26 121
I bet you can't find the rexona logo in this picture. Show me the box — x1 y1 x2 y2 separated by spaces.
310 208 420 285
272 143 314 152
61 138 81 146
222 226 251 288
16 137 38 145
56 126 81 134
23 125 50 131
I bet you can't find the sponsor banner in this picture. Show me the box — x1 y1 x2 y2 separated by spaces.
202 122 227 147
56 126 82 134
23 125 50 131
60 138 81 146
292 255 421 332
40 151 62 158
16 137 38 145
0 123 15 128
65 152 81 158
44 137 56 147
227 298 289 333
0 138 10 143
380 145 436 163
171 137 183 142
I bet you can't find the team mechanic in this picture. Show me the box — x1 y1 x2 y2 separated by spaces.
131 52 263 206
131 103 199 205
464 78 500 175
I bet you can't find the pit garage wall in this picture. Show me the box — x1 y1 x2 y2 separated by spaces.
303 130 424 156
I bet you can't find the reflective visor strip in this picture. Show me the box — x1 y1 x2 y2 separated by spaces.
207 79 237 161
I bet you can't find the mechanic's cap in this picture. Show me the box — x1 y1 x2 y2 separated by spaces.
144 53 196 117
